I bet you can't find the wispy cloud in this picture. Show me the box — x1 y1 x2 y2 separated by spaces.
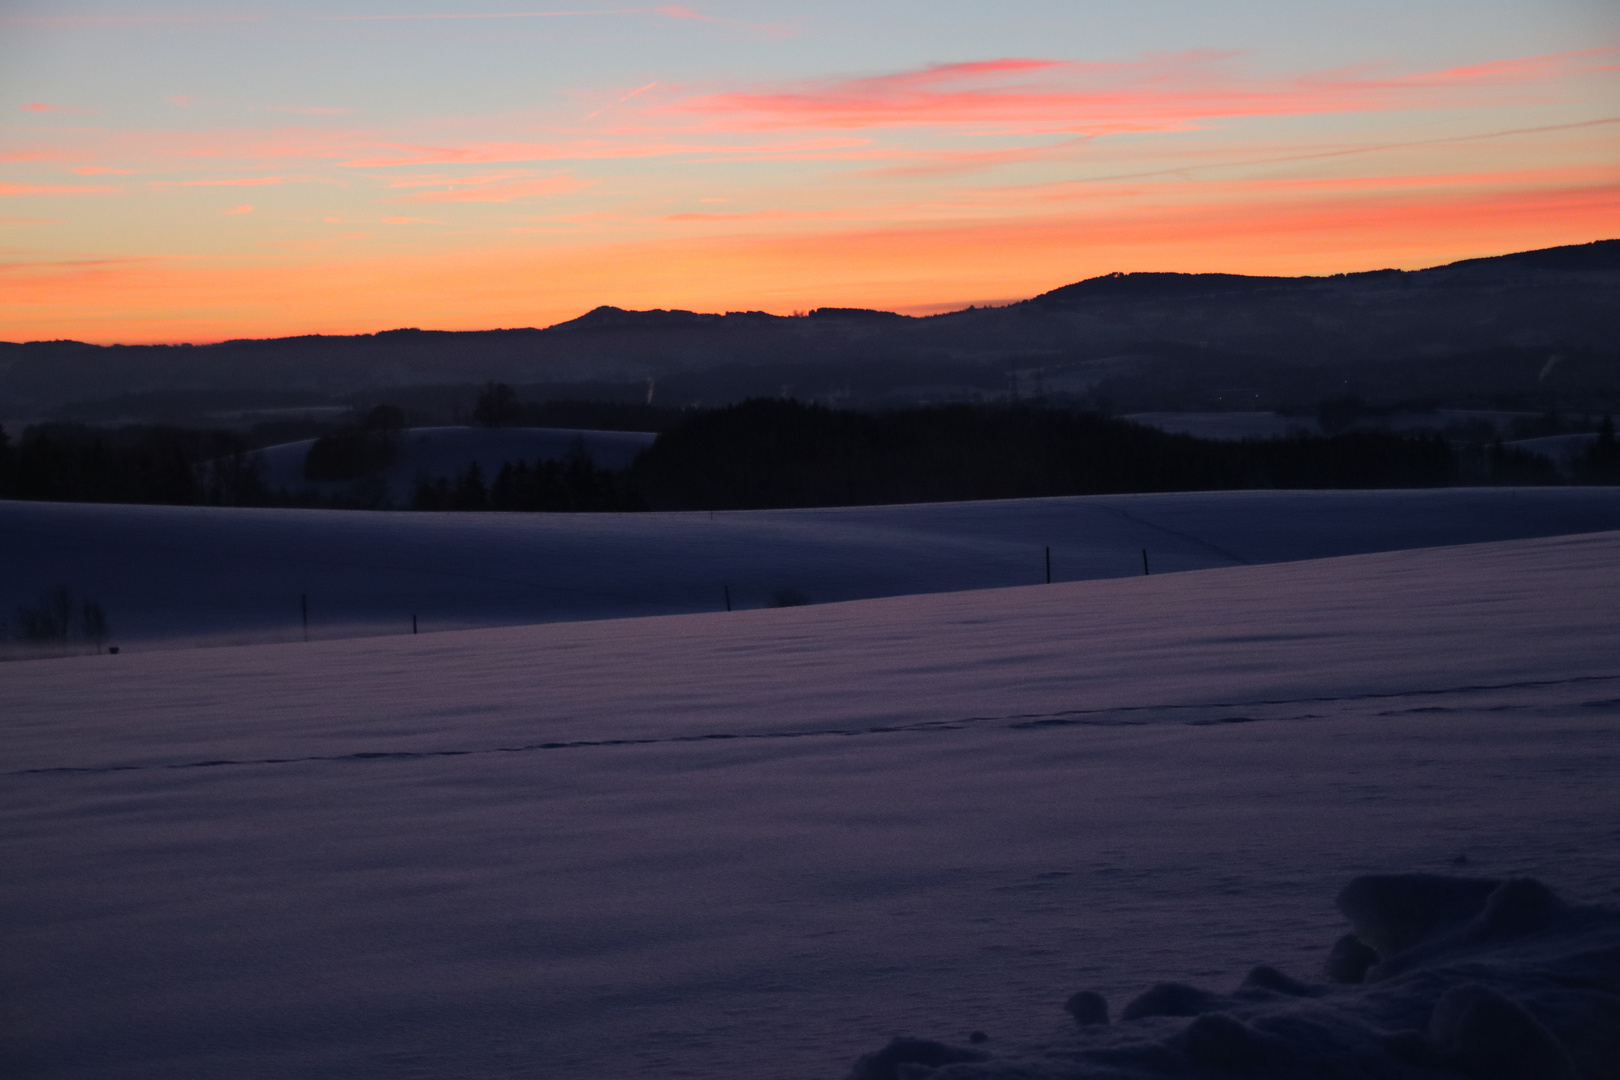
343 134 868 167
0 13 261 26
155 176 287 187
268 105 355 116
307 5 793 34
651 5 794 37
583 81 659 121
72 165 137 175
312 8 632 21
389 173 591 202
19 102 91 114
0 181 120 196
385 170 535 188
225 204 253 214
680 48 1620 132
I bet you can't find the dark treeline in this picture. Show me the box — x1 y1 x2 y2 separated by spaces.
303 405 406 481
4 401 1616 512
0 422 269 505
411 453 640 512
629 399 1459 510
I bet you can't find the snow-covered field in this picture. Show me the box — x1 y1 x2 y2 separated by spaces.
5 487 1620 650
3 523 1619 1078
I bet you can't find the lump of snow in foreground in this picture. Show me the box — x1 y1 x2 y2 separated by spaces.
849 873 1620 1079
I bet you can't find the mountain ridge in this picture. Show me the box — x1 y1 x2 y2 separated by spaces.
2 239 1616 418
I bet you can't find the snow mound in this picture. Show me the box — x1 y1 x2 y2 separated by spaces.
847 874 1620 1079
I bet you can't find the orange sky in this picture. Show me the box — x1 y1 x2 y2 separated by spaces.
2 3 1617 343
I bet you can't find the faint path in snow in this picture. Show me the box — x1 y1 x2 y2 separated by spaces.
13 672 1619 778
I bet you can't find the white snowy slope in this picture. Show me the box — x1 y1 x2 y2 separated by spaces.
2 531 1618 1079
3 486 1619 649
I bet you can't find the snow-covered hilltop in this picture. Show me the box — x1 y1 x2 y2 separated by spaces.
5 486 1620 651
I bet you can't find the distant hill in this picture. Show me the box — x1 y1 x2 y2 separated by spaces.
2 240 1616 421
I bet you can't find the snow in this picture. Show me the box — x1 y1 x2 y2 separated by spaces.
5 486 1620 650
253 425 658 503
1507 431 1599 464
3 525 1619 1079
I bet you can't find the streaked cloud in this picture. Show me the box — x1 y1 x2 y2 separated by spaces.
19 102 91 114
268 105 356 116
681 48 1620 132
307 5 794 34
0 181 121 196
389 173 591 202
154 176 287 187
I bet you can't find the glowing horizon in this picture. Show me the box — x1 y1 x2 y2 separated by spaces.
2 1 1617 345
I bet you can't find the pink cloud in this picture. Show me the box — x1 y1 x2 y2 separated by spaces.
679 48 1620 132
385 170 534 188
20 102 91 114
343 135 868 168
225 204 253 214
164 176 286 187
72 166 136 175
381 216 440 224
391 174 591 203
655 6 718 22
0 181 120 196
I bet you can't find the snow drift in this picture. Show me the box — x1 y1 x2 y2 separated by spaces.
848 873 1620 1079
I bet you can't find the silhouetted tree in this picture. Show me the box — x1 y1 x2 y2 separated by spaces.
1578 414 1620 482
452 462 488 509
303 407 403 481
12 585 110 649
472 383 520 427
6 423 263 505
0 423 12 497
364 404 406 431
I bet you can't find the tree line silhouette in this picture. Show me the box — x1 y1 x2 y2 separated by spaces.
410 452 639 512
627 399 1464 509
3 399 1615 512
0 422 268 505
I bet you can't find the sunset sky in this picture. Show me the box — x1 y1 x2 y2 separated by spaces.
2 0 1616 343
